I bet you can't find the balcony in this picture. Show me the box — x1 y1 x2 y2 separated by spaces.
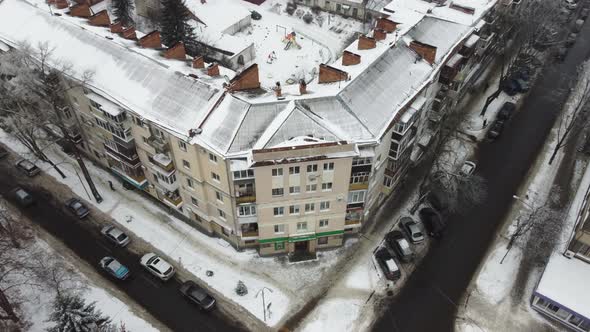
150 153 175 172
345 218 361 226
147 135 169 154
111 166 148 189
349 181 369 191
162 190 183 208
104 144 141 167
236 191 256 204
240 223 259 238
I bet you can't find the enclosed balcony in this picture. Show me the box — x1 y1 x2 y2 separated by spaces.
162 189 183 208
149 153 175 173
240 223 259 238
147 135 169 154
235 182 256 204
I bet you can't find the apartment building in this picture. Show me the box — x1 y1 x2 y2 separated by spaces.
0 0 504 257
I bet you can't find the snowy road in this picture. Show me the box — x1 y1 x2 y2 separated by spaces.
372 13 590 332
0 163 244 332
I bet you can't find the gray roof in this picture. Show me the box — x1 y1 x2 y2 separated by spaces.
406 16 470 63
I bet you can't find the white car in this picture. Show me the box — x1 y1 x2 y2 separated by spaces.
460 161 477 176
564 0 577 10
140 253 175 281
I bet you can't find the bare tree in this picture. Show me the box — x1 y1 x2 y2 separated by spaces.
548 62 590 164
480 0 563 116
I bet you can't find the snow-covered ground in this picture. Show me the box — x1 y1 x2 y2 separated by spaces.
13 234 159 332
237 1 362 87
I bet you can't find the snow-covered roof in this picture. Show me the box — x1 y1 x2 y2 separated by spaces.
184 0 251 33
535 253 590 320
383 0 496 26
405 17 471 63
192 21 253 56
0 0 222 137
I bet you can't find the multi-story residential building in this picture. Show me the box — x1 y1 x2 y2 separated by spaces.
531 165 590 332
0 0 504 257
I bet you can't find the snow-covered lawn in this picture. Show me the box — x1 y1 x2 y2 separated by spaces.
18 238 158 332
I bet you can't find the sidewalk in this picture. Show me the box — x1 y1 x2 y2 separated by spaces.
0 130 361 329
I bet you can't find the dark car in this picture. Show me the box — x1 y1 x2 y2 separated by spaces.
427 190 448 214
15 159 40 177
374 248 401 281
497 102 516 121
180 280 216 311
419 208 446 239
555 47 568 62
502 79 519 96
250 10 262 20
0 146 8 159
487 119 505 140
99 257 130 280
65 198 90 219
385 230 414 263
566 33 577 47
13 187 34 207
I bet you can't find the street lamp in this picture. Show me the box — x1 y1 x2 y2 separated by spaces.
256 287 273 323
512 194 534 210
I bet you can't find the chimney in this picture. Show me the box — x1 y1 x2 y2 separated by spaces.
342 50 361 66
88 10 110 27
373 28 386 41
376 17 398 33
55 0 69 9
207 63 220 77
358 35 376 50
273 82 282 98
318 64 349 84
110 21 123 33
69 3 91 17
192 56 205 69
299 79 307 95
122 26 137 40
229 64 260 91
139 31 162 49
409 40 437 64
164 42 186 60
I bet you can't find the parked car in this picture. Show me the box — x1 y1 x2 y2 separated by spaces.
460 161 477 177
99 257 131 280
0 146 8 159
250 10 262 20
385 230 414 263
565 0 578 11
566 33 577 47
400 217 424 244
487 119 505 140
581 7 589 19
140 253 175 281
502 79 519 96
497 102 516 121
514 78 530 93
374 248 401 281
419 208 446 239
13 187 34 207
574 19 584 32
65 198 90 219
180 280 216 311
101 225 131 247
15 159 40 177
555 47 568 61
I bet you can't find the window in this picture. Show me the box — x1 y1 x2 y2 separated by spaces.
209 153 217 163
233 169 254 179
62 107 72 119
272 168 283 176
275 242 285 250
350 172 369 184
318 236 328 245
273 207 284 216
348 190 366 203
191 197 199 206
307 164 318 173
142 136 149 144
274 224 285 233
289 205 300 214
218 209 226 220
186 178 194 188
289 166 300 174
211 172 220 182
352 157 372 166
221 227 229 236
320 201 330 211
322 182 333 191
182 160 191 169
178 141 187 152
319 219 329 228
272 188 284 197
289 186 300 194
383 176 393 187
238 205 256 216
323 162 334 171
297 222 307 231
216 191 223 201
306 184 317 192
305 203 315 213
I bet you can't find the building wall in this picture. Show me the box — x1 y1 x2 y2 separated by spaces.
531 295 590 332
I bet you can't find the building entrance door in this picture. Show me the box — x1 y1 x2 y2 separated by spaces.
294 240 309 253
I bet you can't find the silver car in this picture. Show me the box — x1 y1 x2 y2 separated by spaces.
140 253 175 281
101 225 131 247
401 217 425 244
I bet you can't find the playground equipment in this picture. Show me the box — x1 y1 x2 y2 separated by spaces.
282 31 302 50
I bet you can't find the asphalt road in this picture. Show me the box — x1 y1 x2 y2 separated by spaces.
373 15 590 332
0 166 244 332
